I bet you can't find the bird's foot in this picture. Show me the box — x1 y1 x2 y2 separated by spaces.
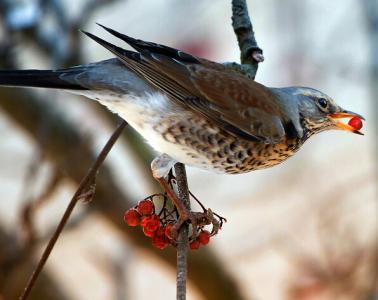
151 154 176 179
170 208 223 241
161 172 227 241
186 189 227 237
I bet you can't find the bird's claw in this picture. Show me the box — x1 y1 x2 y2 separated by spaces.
152 172 227 245
167 207 226 243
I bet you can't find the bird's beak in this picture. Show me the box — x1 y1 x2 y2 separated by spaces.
328 110 365 135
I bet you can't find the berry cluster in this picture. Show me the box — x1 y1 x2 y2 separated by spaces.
124 198 172 249
124 195 218 250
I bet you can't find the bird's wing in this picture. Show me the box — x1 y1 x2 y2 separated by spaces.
186 65 287 143
83 25 289 143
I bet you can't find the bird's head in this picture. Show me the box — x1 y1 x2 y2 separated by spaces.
287 87 365 136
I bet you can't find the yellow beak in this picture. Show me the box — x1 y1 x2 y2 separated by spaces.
328 110 365 135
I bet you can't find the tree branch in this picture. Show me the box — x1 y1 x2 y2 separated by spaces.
0 227 70 300
19 121 127 300
174 163 190 300
225 0 264 79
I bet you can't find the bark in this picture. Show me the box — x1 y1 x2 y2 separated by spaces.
174 163 190 300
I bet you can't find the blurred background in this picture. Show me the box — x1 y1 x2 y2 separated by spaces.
0 0 377 299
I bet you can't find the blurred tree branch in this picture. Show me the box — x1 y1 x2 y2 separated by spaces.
0 227 69 300
20 121 127 300
362 0 378 298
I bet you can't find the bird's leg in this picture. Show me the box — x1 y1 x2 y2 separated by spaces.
151 154 199 238
151 154 177 180
151 154 226 240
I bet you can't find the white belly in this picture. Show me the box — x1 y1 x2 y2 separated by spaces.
70 90 214 169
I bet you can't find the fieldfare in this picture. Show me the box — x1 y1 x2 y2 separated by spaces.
0 25 364 231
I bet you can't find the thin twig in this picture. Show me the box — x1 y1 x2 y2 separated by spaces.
174 163 190 300
19 120 127 300
225 0 264 79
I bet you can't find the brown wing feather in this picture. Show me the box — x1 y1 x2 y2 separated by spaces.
84 27 288 143
140 54 286 143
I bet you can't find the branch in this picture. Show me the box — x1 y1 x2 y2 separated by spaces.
225 0 264 79
174 163 190 300
0 227 70 300
19 121 127 300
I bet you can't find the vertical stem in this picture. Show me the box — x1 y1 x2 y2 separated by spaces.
19 121 127 300
174 163 190 300
231 0 264 79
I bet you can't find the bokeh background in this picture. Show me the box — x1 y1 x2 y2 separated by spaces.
0 0 377 299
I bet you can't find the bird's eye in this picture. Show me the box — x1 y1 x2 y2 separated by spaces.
317 98 328 109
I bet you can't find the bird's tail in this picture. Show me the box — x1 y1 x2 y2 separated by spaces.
0 68 88 90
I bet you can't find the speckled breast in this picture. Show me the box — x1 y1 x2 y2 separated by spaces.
154 115 303 174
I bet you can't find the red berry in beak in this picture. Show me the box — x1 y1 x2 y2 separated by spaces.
348 117 363 130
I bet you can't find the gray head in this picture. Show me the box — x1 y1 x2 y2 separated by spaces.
276 86 364 137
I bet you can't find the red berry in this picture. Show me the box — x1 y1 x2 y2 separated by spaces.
123 208 141 226
165 223 174 240
152 227 170 249
152 236 168 249
198 230 211 245
190 239 201 250
157 227 166 236
348 117 363 130
137 199 154 216
143 226 156 237
141 215 160 232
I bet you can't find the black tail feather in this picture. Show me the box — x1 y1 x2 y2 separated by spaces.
0 69 87 90
96 23 199 64
80 30 141 63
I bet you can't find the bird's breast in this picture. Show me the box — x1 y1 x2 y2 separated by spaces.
148 111 303 174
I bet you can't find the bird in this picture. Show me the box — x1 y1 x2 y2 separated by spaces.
0 24 364 231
